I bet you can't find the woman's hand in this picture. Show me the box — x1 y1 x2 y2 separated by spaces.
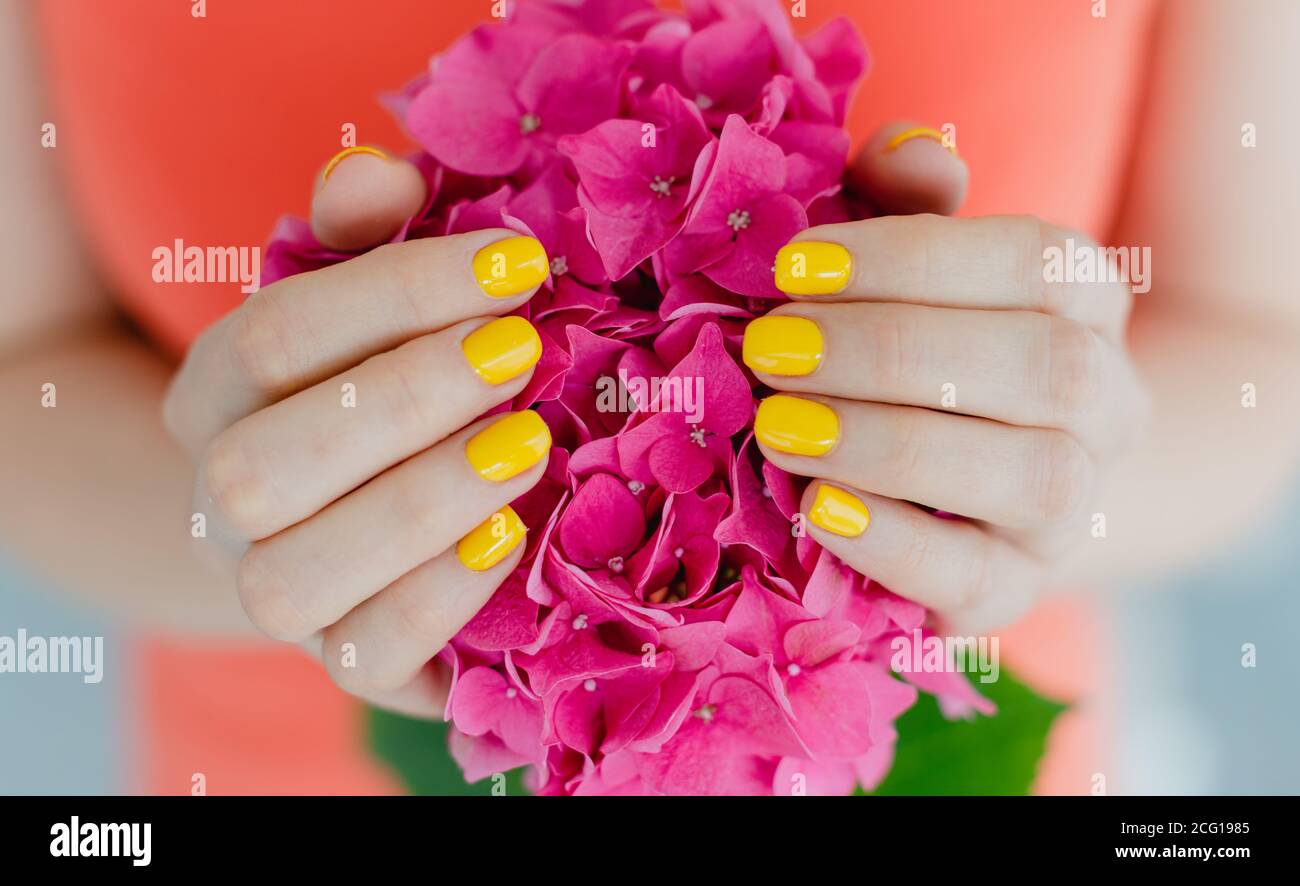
159 122 980 714
751 178 1149 633
164 147 554 716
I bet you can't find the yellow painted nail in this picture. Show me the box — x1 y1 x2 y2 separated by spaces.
322 145 389 180
809 485 870 538
457 505 527 571
465 410 552 482
743 315 824 376
462 316 543 385
472 236 549 298
774 241 852 296
884 126 957 155
754 394 839 457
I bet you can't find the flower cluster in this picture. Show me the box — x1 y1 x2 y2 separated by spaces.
264 0 991 795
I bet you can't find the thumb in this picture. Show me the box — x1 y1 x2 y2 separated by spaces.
310 145 428 252
849 122 968 217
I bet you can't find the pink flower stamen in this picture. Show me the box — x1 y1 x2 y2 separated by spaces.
726 209 751 232
519 113 542 134
649 175 675 198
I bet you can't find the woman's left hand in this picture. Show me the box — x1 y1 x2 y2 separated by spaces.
750 133 1149 632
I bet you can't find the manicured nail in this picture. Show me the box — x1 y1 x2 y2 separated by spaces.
774 241 852 296
457 505 527 571
809 485 870 538
465 410 552 482
462 316 543 385
322 145 389 181
884 126 957 156
743 315 824 376
472 236 549 298
754 394 839 457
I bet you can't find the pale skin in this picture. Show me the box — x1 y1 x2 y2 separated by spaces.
2 1 1298 717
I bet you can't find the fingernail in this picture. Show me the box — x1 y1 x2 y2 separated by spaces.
754 394 839 457
774 242 852 296
809 484 870 538
462 316 543 385
472 236 549 299
457 505 527 571
743 315 824 376
322 145 390 181
465 410 552 482
884 126 957 156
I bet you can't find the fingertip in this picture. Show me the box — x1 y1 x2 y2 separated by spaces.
851 121 968 216
310 147 428 252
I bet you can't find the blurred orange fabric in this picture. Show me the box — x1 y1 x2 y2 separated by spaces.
33 0 1158 794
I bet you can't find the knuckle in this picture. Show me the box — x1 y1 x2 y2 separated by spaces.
1037 221 1086 318
882 407 926 483
236 547 310 641
1011 216 1050 311
228 296 298 395
201 429 275 538
388 466 445 539
375 342 441 436
865 307 918 396
1044 317 1106 427
321 628 395 697
1029 431 1092 523
389 580 450 646
955 541 1001 614
895 513 939 578
374 241 439 329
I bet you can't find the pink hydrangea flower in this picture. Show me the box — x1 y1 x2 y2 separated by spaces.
262 0 992 796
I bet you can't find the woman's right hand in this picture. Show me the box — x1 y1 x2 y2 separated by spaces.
163 147 553 717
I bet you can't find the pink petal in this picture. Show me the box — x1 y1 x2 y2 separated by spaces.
408 81 528 176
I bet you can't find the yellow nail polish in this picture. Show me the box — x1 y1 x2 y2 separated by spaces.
809 485 870 538
322 145 389 180
754 394 839 457
462 316 543 385
884 126 957 156
743 315 824 376
472 236 549 298
774 241 852 296
465 410 552 482
457 505 527 571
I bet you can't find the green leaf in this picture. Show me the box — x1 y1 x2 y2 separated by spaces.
365 707 530 796
869 666 1066 796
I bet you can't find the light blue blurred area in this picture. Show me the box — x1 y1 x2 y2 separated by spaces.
1110 483 1300 795
0 552 123 795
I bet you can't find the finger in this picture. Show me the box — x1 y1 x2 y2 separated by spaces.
743 302 1143 455
772 214 1132 339
311 146 428 252
848 122 967 216
321 533 526 695
200 315 542 540
755 394 1093 530
234 412 547 642
798 481 1041 633
164 228 550 456
305 631 450 719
